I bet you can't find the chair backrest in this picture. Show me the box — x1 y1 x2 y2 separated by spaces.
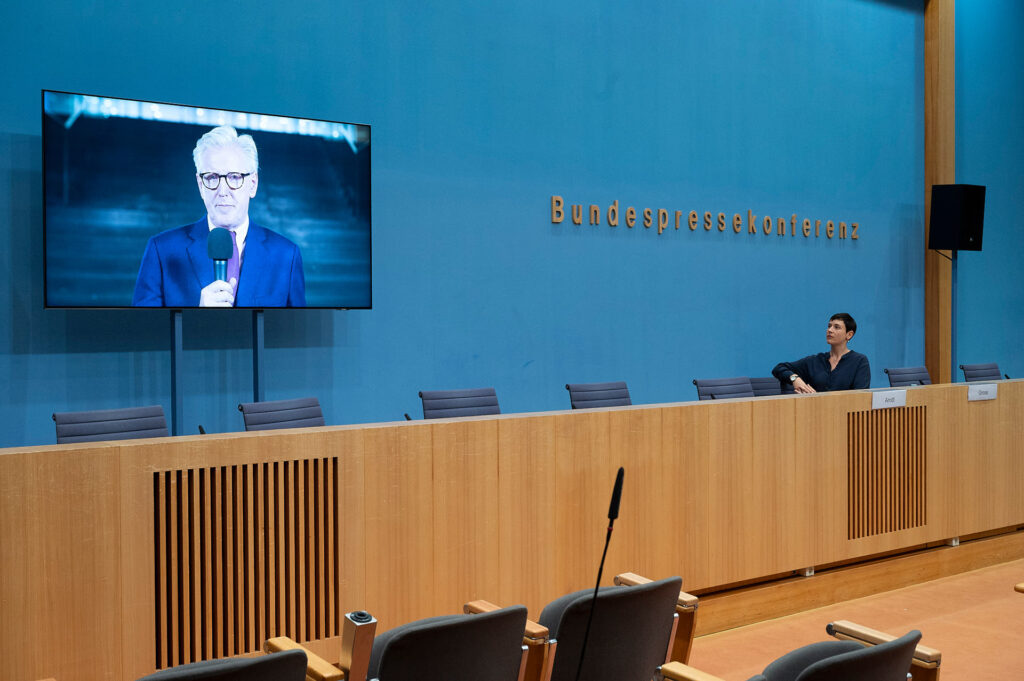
959 362 1002 383
693 377 755 401
238 397 325 431
135 649 307 680
884 366 932 387
794 630 921 681
538 577 682 681
419 388 500 419
368 605 528 681
565 381 632 409
53 405 169 444
750 377 784 396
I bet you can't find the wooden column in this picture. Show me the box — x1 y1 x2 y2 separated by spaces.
924 0 956 383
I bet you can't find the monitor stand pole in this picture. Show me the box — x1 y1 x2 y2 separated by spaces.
252 310 265 403
170 310 183 436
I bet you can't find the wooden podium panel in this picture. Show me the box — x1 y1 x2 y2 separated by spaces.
2 382 1023 681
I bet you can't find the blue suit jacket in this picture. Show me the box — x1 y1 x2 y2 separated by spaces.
132 219 306 307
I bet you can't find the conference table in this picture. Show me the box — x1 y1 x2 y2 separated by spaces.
2 381 1021 681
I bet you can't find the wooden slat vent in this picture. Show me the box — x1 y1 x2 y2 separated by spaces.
847 407 927 540
153 458 340 669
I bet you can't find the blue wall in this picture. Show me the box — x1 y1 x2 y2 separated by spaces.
956 1 1024 378
1 1 927 446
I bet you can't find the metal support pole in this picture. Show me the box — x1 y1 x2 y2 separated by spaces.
170 310 183 436
252 310 265 403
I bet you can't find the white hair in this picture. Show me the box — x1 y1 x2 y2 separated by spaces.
192 125 259 174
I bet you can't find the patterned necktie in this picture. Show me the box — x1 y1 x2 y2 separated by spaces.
226 230 240 299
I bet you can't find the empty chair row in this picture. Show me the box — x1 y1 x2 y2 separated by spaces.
53 397 325 444
409 382 631 420
137 570 939 681
693 376 795 400
52 362 1010 443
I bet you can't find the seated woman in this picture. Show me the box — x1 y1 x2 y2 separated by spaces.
772 312 870 393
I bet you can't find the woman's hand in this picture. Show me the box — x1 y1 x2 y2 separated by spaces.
793 377 816 394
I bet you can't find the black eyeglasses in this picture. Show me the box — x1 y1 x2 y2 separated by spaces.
199 172 252 190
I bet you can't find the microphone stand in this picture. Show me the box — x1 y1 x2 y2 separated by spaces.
574 467 624 681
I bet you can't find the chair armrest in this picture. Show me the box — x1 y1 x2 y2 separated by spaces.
827 620 941 667
615 572 698 610
658 661 727 681
464 600 550 641
265 636 345 681
464 599 502 614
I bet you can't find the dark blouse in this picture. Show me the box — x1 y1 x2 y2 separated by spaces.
772 350 871 392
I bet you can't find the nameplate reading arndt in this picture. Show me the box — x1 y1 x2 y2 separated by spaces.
968 384 998 401
872 390 907 410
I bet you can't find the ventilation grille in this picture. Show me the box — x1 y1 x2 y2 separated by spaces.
847 407 927 540
153 459 341 669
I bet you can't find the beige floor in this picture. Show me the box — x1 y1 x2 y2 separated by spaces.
687 559 1024 681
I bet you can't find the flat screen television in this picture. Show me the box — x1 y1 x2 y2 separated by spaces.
43 90 371 309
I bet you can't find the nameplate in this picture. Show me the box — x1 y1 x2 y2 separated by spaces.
968 384 997 401
872 390 907 410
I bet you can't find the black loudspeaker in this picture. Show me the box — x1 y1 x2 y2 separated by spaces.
928 184 986 251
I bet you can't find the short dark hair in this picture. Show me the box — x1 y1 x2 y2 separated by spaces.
830 312 857 335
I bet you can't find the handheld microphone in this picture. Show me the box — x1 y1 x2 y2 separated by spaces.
574 466 625 681
207 227 233 282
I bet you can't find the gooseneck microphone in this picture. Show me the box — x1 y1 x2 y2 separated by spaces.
574 466 625 681
207 227 234 282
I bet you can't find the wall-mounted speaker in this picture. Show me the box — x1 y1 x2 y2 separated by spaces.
928 184 986 251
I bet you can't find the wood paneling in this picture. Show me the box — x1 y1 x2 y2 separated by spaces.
3 383 1024 680
431 418 500 609
0 446 123 681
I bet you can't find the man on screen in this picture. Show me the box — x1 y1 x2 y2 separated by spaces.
132 125 306 307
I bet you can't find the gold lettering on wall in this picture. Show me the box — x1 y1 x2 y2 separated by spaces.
549 196 863 244
551 195 564 223
658 209 669 234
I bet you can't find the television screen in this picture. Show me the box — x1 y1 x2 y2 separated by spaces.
43 90 371 309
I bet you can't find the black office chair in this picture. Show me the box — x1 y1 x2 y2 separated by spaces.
750 377 785 396
538 576 682 681
660 624 926 681
135 649 307 681
237 397 325 431
884 366 932 387
565 381 632 409
269 606 529 681
419 388 500 419
693 377 755 401
959 362 1003 382
52 405 169 444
